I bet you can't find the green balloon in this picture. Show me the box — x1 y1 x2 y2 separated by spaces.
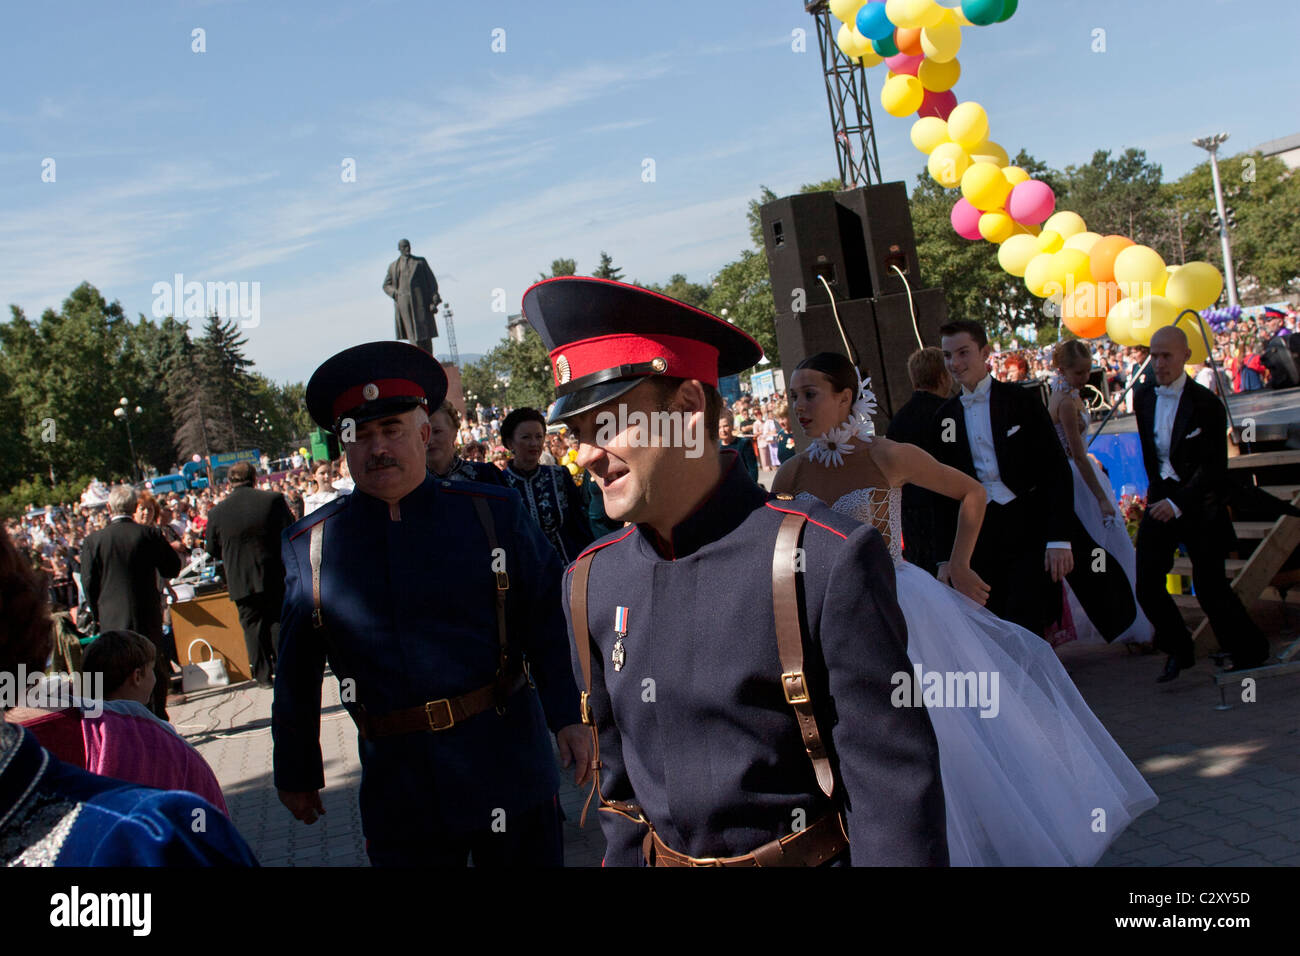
962 0 1004 26
998 0 1019 22
872 33 899 58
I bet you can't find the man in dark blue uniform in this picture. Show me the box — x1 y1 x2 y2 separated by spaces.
272 342 588 866
522 277 947 866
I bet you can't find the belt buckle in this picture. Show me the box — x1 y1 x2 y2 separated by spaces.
781 670 810 705
424 698 455 731
688 856 724 867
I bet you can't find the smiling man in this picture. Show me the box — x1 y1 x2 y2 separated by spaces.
522 277 947 867
271 341 589 867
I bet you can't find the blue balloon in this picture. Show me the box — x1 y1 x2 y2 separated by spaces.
856 2 895 42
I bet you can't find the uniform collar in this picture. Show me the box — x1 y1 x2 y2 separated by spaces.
347 471 436 518
639 450 765 560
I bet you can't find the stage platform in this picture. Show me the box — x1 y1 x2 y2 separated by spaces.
1086 386 1300 498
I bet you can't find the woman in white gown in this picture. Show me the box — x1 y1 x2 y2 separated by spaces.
773 352 1158 866
1048 341 1154 646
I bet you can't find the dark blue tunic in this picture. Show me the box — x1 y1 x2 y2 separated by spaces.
272 474 581 847
565 453 948 865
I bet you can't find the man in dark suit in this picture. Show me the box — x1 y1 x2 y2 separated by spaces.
1135 326 1271 682
80 485 182 718
886 346 953 576
931 320 1137 641
205 462 295 686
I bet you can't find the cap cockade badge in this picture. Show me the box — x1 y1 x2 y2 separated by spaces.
362 383 380 401
555 354 571 385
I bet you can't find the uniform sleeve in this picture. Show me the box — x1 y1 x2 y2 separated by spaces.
817 525 948 866
561 564 647 867
271 530 327 792
83 790 258 866
505 496 582 731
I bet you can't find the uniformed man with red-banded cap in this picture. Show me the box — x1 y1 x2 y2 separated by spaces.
524 277 948 866
271 341 589 866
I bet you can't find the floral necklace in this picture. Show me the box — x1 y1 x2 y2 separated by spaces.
808 374 878 468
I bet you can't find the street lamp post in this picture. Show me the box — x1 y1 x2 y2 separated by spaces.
1192 133 1239 309
113 397 143 483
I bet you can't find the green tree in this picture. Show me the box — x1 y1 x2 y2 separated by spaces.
592 251 624 281
1059 148 1170 255
705 250 780 368
1164 151 1300 300
538 258 577 280
644 273 710 309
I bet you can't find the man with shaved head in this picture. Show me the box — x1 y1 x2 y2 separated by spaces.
1134 326 1271 682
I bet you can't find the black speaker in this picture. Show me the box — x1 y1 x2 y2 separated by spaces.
833 182 924 298
760 182 923 306
774 289 947 431
760 192 871 310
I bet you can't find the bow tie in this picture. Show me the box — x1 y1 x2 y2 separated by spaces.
1155 385 1182 399
960 390 990 408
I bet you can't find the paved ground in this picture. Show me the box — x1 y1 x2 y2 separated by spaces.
171 605 1300 867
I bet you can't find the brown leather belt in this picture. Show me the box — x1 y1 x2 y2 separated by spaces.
354 672 528 739
642 811 849 867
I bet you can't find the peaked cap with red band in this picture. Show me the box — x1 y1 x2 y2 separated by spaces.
521 276 764 422
305 341 448 433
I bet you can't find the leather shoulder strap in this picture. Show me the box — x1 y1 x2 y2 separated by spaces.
772 511 835 799
571 553 595 711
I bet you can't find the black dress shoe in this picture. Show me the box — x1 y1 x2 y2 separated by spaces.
1223 657 1269 673
1156 656 1189 683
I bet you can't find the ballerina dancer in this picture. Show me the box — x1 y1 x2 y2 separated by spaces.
1049 341 1154 647
774 351 1158 866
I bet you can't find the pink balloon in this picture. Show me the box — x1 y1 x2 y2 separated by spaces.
918 89 957 120
950 198 983 241
1006 179 1056 225
884 53 924 76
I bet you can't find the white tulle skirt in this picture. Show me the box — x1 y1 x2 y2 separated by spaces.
893 561 1159 866
1063 458 1155 646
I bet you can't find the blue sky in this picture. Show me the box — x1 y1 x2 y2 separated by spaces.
2 0 1297 384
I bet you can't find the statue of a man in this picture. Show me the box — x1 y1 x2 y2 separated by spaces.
383 239 440 353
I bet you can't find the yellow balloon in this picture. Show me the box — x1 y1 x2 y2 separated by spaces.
1047 249 1093 294
909 116 950 155
1024 253 1055 297
961 162 1011 212
910 0 947 27
946 101 989 150
917 56 961 92
837 22 871 58
1002 165 1030 186
829 0 866 22
920 19 962 61
1035 230 1064 254
1043 211 1086 240
927 141 970 187
1182 314 1216 365
1113 245 1168 299
881 74 925 117
997 233 1039 277
1063 231 1102 255
979 211 1015 243
1164 260 1224 312
885 0 918 28
969 140 1008 167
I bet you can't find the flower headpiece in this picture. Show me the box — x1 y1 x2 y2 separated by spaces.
808 370 878 468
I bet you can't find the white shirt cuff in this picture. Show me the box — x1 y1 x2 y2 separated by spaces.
1046 541 1071 552
1168 500 1182 519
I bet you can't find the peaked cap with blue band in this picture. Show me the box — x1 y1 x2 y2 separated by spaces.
521 277 764 422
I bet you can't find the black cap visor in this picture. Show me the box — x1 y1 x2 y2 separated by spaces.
547 377 646 424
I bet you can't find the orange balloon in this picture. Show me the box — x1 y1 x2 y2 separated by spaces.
896 27 924 55
1062 281 1119 338
1089 235 1136 285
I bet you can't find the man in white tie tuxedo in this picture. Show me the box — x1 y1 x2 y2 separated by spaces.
930 320 1138 641
1135 326 1271 682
